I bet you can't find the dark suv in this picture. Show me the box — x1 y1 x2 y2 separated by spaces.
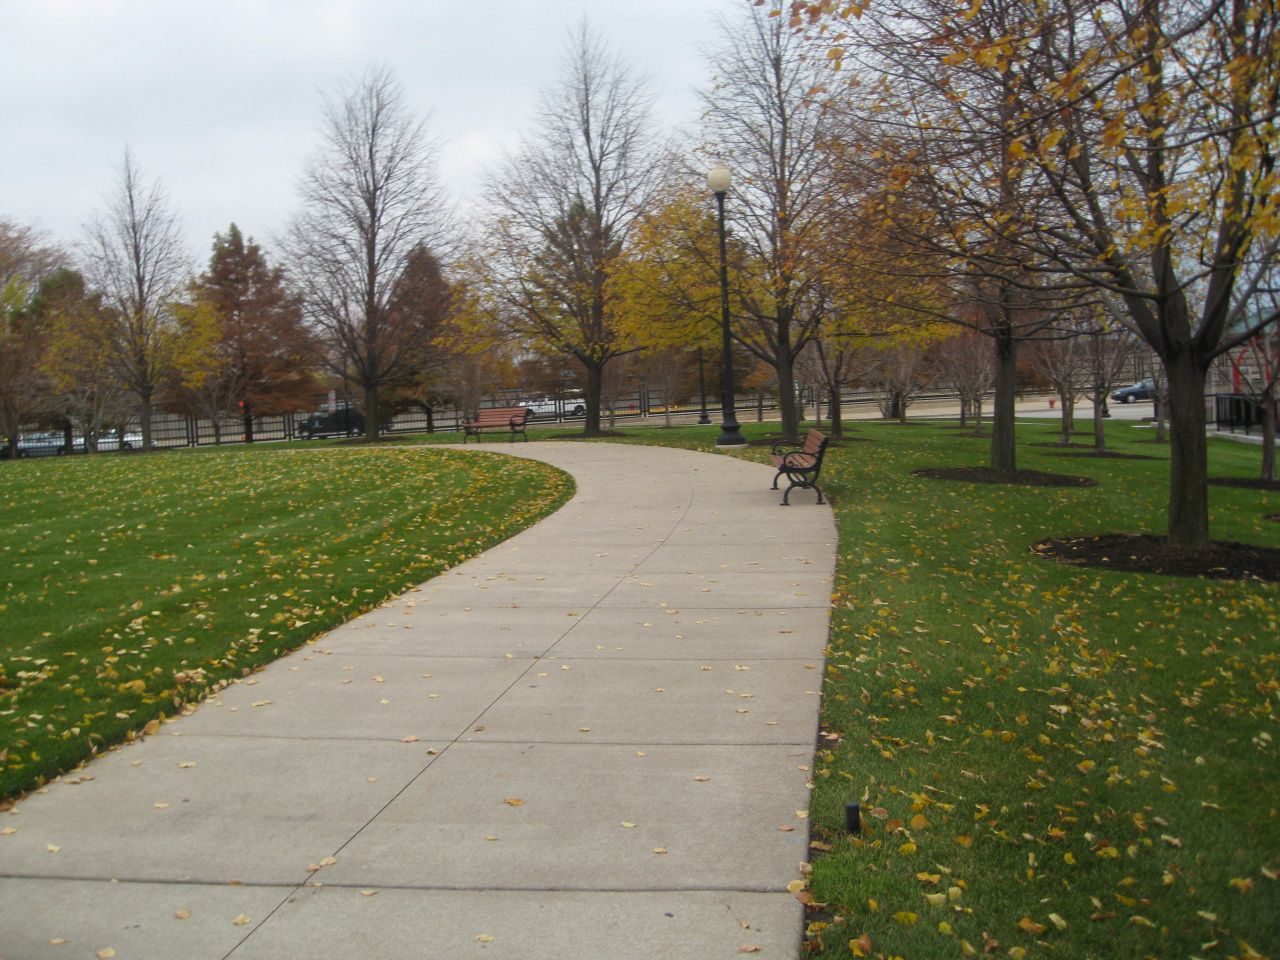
297 408 365 438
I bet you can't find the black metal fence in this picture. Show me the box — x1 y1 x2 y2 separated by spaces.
12 384 971 455
1213 393 1277 437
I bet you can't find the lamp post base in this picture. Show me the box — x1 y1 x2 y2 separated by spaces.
716 418 747 447
698 412 712 425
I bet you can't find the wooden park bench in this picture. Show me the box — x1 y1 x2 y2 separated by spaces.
769 429 830 505
461 406 530 443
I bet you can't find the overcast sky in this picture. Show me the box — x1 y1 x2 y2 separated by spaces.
1 0 740 263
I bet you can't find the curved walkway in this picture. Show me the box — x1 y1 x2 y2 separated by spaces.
0 442 835 960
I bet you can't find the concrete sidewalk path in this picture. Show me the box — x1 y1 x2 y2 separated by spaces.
1 442 835 960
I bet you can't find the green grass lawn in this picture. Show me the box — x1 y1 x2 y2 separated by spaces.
0 445 572 800
596 417 1280 960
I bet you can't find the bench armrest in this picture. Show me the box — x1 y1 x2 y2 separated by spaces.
780 451 817 471
770 438 803 455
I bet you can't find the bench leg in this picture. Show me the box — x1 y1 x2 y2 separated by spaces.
780 474 824 506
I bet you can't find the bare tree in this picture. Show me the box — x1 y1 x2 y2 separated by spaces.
873 341 932 423
701 2 836 442
1080 312 1140 452
936 325 997 433
1029 327 1086 445
82 149 192 450
482 22 664 436
286 66 454 442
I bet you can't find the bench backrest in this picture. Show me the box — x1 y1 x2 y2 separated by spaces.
802 429 827 456
474 407 529 424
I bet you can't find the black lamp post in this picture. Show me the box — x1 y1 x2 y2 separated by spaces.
697 347 711 424
708 161 746 447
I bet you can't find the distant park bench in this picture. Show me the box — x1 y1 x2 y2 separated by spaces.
462 407 531 443
769 429 830 505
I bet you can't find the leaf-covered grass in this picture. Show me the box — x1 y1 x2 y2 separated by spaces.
591 418 1280 960
0 445 572 800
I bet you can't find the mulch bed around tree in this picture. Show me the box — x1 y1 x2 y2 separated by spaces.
1209 476 1280 492
1032 533 1280 582
913 466 1097 487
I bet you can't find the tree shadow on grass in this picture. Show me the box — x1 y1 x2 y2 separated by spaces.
912 466 1097 487
1209 476 1280 492
1032 533 1280 582
1050 449 1165 461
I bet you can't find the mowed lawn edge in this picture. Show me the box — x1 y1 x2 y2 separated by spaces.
587 419 1279 959
0 444 573 801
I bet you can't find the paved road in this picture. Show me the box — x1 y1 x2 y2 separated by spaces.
0 442 835 960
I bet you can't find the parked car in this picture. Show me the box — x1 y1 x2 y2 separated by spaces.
92 431 140 452
1111 379 1156 403
522 397 587 419
14 432 67 458
297 408 365 438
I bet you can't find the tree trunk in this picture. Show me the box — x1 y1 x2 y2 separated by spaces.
583 360 603 436
1261 386 1276 482
139 391 154 452
1163 353 1210 548
777 361 800 441
974 396 984 434
990 326 1017 473
364 384 379 443
959 395 969 428
1058 388 1073 444
1093 394 1107 452
829 387 843 438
